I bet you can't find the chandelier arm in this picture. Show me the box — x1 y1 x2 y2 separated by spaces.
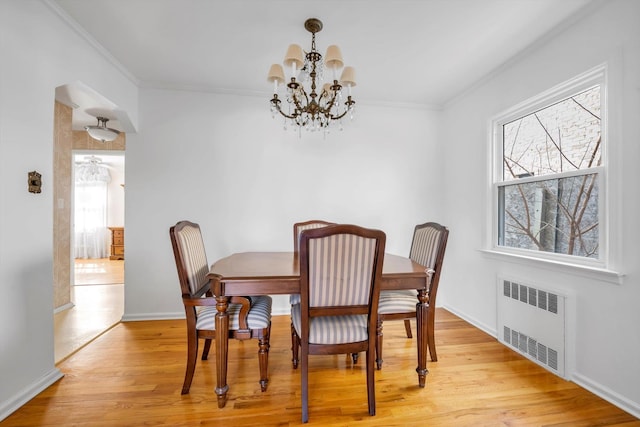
318 90 329 104
329 110 349 121
290 90 309 114
272 101 299 120
277 109 299 120
323 94 339 114
316 80 343 118
327 98 356 121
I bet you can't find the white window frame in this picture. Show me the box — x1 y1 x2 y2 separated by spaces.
486 64 623 284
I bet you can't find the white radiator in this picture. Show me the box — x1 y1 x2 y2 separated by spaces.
496 277 567 378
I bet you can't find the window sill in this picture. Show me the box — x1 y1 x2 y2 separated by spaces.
480 249 624 285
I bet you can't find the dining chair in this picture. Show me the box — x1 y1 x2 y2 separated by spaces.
169 220 272 394
291 224 386 423
376 221 449 368
290 220 335 367
293 219 335 255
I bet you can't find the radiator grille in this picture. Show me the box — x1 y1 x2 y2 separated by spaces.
498 278 566 378
503 279 560 314
503 326 559 371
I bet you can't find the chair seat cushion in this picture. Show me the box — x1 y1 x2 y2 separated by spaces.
378 289 422 315
196 295 272 330
291 304 368 344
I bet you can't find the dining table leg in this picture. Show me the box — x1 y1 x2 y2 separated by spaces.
415 289 429 387
214 293 230 408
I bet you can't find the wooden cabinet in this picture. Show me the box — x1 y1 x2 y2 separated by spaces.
108 227 124 260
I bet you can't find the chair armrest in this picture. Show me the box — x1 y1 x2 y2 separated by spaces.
182 295 253 337
230 296 252 330
426 268 435 286
189 281 212 299
182 296 217 307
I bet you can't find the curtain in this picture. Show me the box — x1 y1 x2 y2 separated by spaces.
74 158 111 259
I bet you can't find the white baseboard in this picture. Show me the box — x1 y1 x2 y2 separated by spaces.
442 304 640 420
572 372 640 419
121 312 183 321
53 302 74 314
0 368 64 422
272 307 290 316
441 304 497 337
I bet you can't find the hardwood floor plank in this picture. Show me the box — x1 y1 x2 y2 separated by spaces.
2 310 638 426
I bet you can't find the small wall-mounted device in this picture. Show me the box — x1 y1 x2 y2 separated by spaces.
28 171 42 194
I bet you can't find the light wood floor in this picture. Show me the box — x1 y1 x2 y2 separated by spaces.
74 258 124 285
7 309 638 426
53 259 124 363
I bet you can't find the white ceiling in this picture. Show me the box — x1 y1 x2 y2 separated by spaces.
51 0 594 120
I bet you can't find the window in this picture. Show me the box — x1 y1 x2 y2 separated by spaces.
492 68 605 266
74 157 112 259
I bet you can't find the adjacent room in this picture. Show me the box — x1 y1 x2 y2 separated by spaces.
1 0 639 425
53 153 125 363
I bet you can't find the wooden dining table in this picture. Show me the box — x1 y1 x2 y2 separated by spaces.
207 251 431 408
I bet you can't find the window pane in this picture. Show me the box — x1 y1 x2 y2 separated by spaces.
499 174 598 258
503 86 601 181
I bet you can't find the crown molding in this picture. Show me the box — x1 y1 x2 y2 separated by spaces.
43 0 441 112
443 0 606 109
138 80 442 111
43 0 140 86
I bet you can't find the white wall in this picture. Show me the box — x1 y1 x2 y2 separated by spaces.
123 88 442 318
106 156 125 227
440 0 640 417
0 1 138 419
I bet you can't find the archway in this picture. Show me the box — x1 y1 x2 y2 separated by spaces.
53 82 130 362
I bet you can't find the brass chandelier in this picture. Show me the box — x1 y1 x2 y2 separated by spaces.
268 18 356 133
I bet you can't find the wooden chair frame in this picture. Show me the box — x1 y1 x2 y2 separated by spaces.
292 219 336 255
292 224 386 422
376 221 449 368
170 221 271 394
291 220 335 367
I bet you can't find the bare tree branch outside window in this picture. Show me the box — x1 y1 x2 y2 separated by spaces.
499 86 601 258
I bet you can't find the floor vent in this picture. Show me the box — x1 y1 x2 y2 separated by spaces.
497 278 566 378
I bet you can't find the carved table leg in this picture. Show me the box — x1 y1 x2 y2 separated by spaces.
258 327 270 392
415 289 429 387
215 294 230 407
291 322 299 369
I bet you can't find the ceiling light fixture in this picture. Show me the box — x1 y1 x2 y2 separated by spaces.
268 18 356 134
84 117 120 142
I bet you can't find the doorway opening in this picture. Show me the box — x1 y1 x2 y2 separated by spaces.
53 82 131 363
54 152 125 363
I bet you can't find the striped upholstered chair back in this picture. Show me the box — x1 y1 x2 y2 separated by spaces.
293 220 335 255
290 220 336 306
293 224 386 422
300 225 385 314
170 221 209 297
409 222 449 298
